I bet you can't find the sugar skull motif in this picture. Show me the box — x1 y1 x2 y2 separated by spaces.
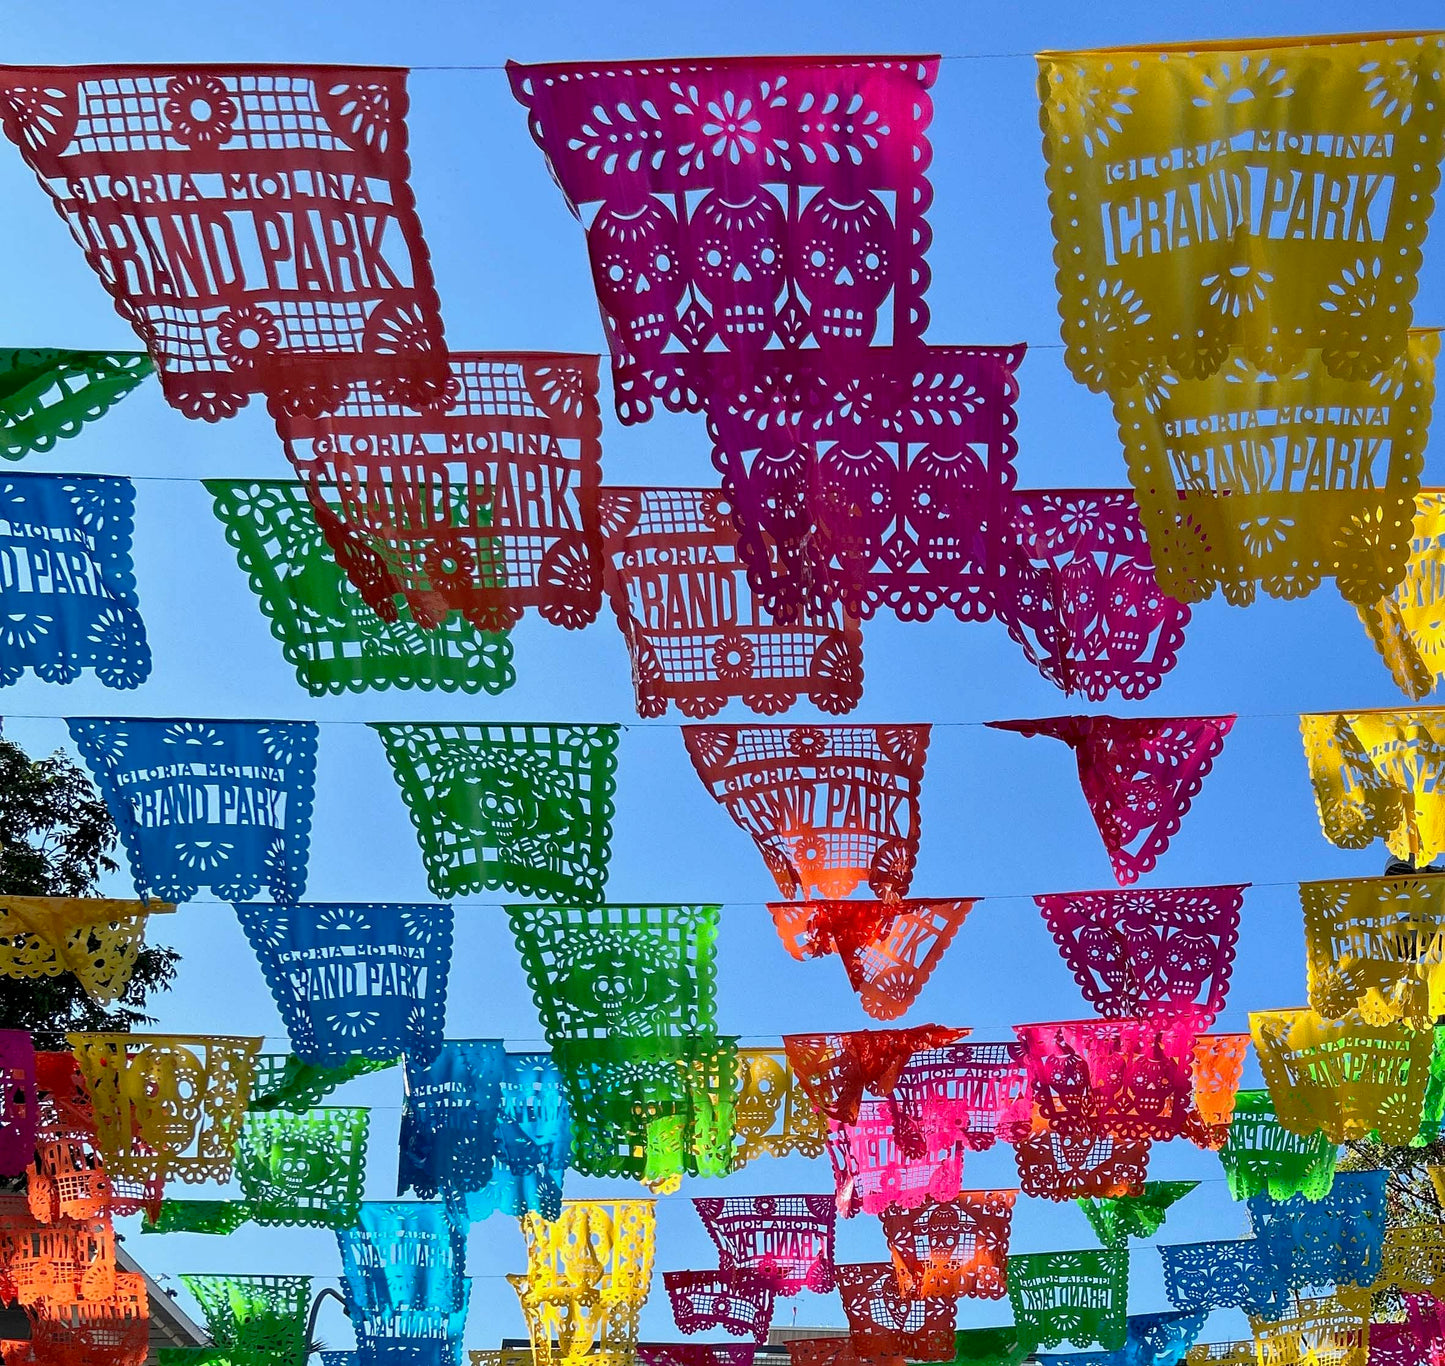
509 56 939 422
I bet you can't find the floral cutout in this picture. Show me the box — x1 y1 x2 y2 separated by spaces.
596 486 863 717
180 1275 312 1366
234 901 452 1067
769 898 973 1021
207 481 515 697
0 897 174 1005
0 65 446 419
693 1194 837 1297
1006 1247 1129 1352
232 1107 369 1230
1217 1089 1339 1204
663 1269 776 1342
1033 1310 1207 1366
990 715 1234 885
1035 885 1244 1023
1358 491 1445 699
784 1025 965 1128
829 1098 966 1218
67 717 318 905
372 722 618 903
1246 1169 1387 1295
880 1190 1016 1300
1011 1123 1152 1203
508 56 940 423
684 724 930 902
836 1260 957 1360
1158 1236 1287 1320
997 490 1190 700
278 354 604 634
894 1041 1033 1156
1039 35 1445 390
1112 334 1437 607
0 348 151 461
0 476 150 690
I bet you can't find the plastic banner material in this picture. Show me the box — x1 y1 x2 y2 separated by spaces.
180 1274 311 1366
0 1269 147 1366
1012 1124 1152 1202
0 475 150 689
998 489 1189 700
1302 710 1445 867
1367 1295 1445 1366
0 64 446 419
1079 1180 1197 1249
1184 1033 1251 1150
1035 886 1244 1022
337 1202 467 1328
705 346 1024 626
1037 35 1445 389
208 480 515 697
837 1260 956 1360
0 1194 113 1307
234 1105 368 1228
1007 1247 1129 1352
989 715 1233 884
278 352 603 633
895 1041 1032 1154
143 1198 249 1235
1112 332 1437 607
731 1047 828 1168
0 1032 35 1178
784 1026 965 1128
249 1051 396 1113
507 903 719 1046
693 1194 836 1296
398 1042 571 1222
1035 1311 1208 1366
880 1190 1015 1300
69 1033 260 1187
350 1286 470 1366
372 722 618 903
768 899 972 1021
1249 1291 1371 1366
508 1200 654 1366
596 486 864 717
1014 1014 1205 1142
1360 490 1445 699
662 1269 776 1342
0 348 150 459
1158 1237 1286 1320
1301 875 1445 1029
684 725 930 902
1377 1226 1445 1298
235 900 452 1067
1251 1007 1436 1144
68 718 318 904
1218 1089 1339 1203
507 56 941 422
829 1097 966 1218
0 896 174 1004
1247 1169 1387 1293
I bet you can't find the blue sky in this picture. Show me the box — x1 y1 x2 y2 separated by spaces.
1 0 1443 1352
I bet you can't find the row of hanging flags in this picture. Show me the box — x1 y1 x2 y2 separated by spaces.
0 24 1441 1366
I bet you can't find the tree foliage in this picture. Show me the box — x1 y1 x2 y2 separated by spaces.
0 738 178 1047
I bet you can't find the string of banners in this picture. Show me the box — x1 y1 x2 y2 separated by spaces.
0 22 1437 1366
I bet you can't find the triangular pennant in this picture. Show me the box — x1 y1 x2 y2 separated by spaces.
67 718 318 904
0 475 150 689
693 1194 836 1297
836 1261 956 1360
1006 1248 1129 1352
207 480 515 697
880 1190 1016 1299
1359 490 1445 699
507 57 941 423
69 1033 260 1187
596 485 864 717
278 352 603 632
989 715 1234 884
0 897 174 1004
1079 1180 1198 1249
372 722 618 903
1302 710 1445 866
0 348 151 459
0 66 446 419
234 901 452 1067
1158 1237 1286 1320
784 1026 966 1128
684 724 930 902
178 1274 311 1366
1034 885 1245 1022
769 898 972 1021
662 1269 776 1342
998 489 1190 700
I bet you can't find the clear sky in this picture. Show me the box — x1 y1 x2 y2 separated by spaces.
0 0 1442 1353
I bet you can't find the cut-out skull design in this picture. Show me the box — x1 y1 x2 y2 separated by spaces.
589 198 686 363
796 192 894 350
1103 559 1168 661
127 1045 205 1153
816 440 897 584
688 190 788 350
907 445 989 574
